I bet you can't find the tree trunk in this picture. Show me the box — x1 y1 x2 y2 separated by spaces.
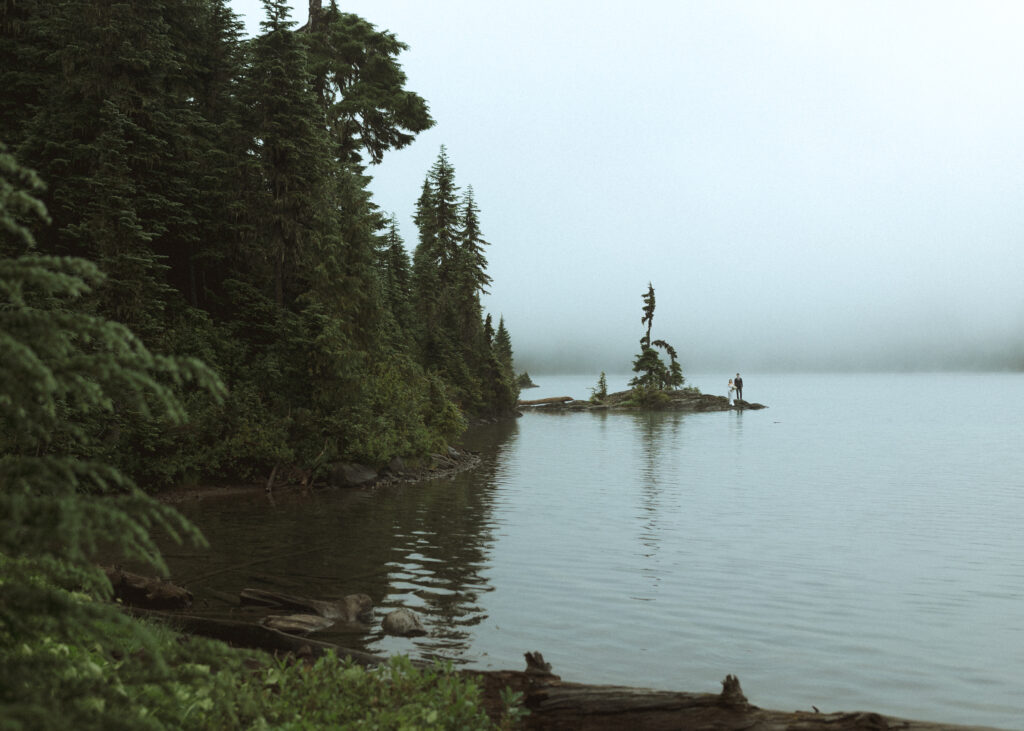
307 0 322 31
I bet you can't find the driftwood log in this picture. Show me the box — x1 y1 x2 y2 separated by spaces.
129 610 1007 731
103 566 193 610
129 609 386 666
477 655 1006 731
517 396 574 406
239 587 373 623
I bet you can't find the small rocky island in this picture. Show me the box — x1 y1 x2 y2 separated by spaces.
520 285 767 415
518 388 766 413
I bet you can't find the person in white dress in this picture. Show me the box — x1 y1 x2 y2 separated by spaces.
727 378 735 405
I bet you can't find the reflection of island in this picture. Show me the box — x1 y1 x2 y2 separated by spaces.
631 411 684 565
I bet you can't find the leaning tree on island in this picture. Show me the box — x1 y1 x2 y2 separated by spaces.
629 282 684 391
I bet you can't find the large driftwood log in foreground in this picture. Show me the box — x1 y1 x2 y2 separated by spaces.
477 656 1007 731
517 396 574 406
131 611 1007 731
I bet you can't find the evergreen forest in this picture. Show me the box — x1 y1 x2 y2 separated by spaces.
1 1 522 726
1 0 520 491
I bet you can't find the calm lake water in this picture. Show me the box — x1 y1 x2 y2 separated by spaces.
167 372 1024 729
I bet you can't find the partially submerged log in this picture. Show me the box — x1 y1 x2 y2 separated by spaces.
239 588 373 623
130 608 388 666
104 566 193 610
260 613 335 635
517 396 574 406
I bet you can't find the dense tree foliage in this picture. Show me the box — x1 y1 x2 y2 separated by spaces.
0 0 518 489
0 0 521 722
0 142 221 728
411 148 518 416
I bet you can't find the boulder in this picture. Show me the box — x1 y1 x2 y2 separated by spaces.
382 608 427 637
339 593 374 623
385 456 407 475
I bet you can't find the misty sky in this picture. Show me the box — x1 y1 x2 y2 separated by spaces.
231 1 1024 373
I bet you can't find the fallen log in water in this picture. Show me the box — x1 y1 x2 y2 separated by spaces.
517 396 574 406
239 587 372 622
128 608 387 666
103 566 193 610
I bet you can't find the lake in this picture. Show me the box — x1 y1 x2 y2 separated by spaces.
167 372 1024 729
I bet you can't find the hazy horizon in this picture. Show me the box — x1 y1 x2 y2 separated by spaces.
231 1 1024 375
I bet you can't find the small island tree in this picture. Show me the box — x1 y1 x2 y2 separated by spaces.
629 283 684 391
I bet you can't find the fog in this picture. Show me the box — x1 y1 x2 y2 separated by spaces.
232 1 1024 374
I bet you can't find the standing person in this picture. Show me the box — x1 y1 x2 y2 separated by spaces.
734 373 743 401
727 378 735 405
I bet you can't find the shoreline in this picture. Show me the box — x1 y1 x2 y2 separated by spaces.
156 445 484 505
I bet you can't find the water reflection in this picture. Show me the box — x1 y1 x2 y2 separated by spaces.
629 411 686 593
165 418 519 663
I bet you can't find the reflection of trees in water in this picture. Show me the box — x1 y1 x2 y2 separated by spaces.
630 411 685 566
370 427 513 661
164 420 518 663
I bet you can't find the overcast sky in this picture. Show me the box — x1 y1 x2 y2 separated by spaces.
230 1 1024 374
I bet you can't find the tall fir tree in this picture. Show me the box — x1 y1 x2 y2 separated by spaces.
241 0 332 310
411 148 517 416
378 214 414 342
494 315 515 378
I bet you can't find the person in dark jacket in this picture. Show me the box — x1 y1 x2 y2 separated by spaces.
734 373 743 401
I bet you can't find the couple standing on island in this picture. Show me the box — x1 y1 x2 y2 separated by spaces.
727 373 743 405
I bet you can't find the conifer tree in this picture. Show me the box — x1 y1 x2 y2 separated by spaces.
458 185 492 297
630 283 684 390
304 1 434 165
411 149 462 374
0 0 58 152
378 214 414 337
410 147 518 415
242 0 332 309
13 0 215 341
494 315 515 379
161 0 249 312
0 144 223 728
